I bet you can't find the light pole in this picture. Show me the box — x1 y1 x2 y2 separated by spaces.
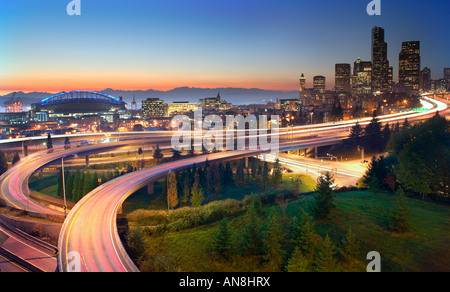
62 157 67 218
167 170 171 214
358 146 365 164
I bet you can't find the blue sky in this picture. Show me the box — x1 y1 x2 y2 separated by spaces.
0 0 449 93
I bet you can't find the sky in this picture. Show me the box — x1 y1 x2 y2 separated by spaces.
0 0 449 94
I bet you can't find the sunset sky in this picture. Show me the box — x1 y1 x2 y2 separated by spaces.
0 0 449 94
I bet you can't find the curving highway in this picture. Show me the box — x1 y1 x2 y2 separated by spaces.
0 94 447 272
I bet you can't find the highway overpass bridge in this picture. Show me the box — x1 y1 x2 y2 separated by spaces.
0 94 447 272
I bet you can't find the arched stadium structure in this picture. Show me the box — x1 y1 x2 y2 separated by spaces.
32 91 127 115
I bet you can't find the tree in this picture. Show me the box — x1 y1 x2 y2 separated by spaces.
364 116 383 151
224 162 234 184
168 171 179 210
262 161 270 189
153 144 163 164
171 149 182 160
12 152 20 165
287 248 311 272
64 137 71 149
293 214 322 261
47 133 53 149
210 219 232 260
263 211 286 272
402 118 410 129
272 158 283 187
339 228 365 272
72 170 82 202
242 202 264 257
1 151 12 173
311 172 335 220
314 234 337 272
210 163 222 195
190 173 204 207
235 159 245 185
390 187 410 234
349 122 363 145
181 173 191 206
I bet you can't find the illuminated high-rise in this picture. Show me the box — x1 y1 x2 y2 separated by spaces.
371 27 393 93
335 64 351 93
313 76 326 94
399 41 421 90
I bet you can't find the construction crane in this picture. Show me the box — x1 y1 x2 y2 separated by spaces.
5 92 23 113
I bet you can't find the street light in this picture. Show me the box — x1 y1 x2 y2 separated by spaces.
357 146 365 164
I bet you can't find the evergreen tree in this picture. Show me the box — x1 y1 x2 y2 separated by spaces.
390 187 410 233
153 144 163 163
47 133 53 149
66 171 74 201
314 234 337 272
272 158 283 186
72 170 82 201
339 228 365 272
364 116 383 151
242 202 264 257
286 248 311 272
293 214 322 261
210 219 232 260
168 171 179 210
263 211 286 272
235 159 245 185
402 118 410 129
190 173 204 207
382 123 391 146
312 172 335 220
224 162 234 184
211 163 222 195
171 149 182 160
12 152 20 165
340 228 359 262
349 122 363 145
0 151 8 176
262 161 270 189
181 173 191 206
82 172 91 197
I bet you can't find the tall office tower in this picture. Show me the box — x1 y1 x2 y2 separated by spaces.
299 73 306 92
444 68 450 83
335 64 351 92
419 67 431 92
399 41 421 90
313 76 326 94
353 58 373 95
371 27 393 93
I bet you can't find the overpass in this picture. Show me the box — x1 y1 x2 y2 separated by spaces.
0 94 447 271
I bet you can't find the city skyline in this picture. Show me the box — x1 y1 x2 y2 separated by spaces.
0 0 449 95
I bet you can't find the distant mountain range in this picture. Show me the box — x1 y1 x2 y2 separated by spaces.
0 87 299 109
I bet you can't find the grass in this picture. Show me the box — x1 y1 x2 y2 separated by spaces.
29 173 59 198
132 190 450 272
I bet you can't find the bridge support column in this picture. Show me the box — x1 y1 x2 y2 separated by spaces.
245 157 249 169
23 145 29 157
147 182 154 195
304 149 307 157
85 155 90 167
315 147 318 159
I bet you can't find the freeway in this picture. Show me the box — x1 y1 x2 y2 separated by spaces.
0 94 447 271
57 95 448 272
58 138 344 272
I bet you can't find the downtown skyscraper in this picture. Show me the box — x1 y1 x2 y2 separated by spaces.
399 41 421 90
371 27 393 93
